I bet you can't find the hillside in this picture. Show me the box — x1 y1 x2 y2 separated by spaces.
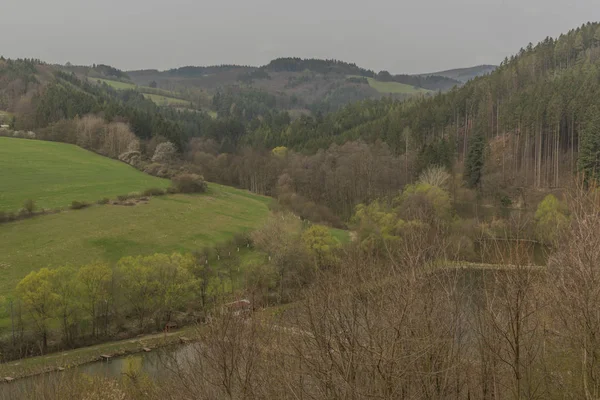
0 183 270 294
126 58 462 116
0 137 169 212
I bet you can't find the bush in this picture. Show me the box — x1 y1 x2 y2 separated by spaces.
171 174 207 194
23 199 36 214
151 141 177 163
71 201 90 210
142 188 166 197
97 198 110 205
116 195 130 202
128 192 141 199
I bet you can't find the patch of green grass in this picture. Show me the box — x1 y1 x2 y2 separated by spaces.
347 75 431 94
89 78 190 107
0 137 170 212
0 183 271 295
142 93 190 106
366 77 431 94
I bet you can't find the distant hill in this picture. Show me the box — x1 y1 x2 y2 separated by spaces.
126 58 457 116
419 65 497 83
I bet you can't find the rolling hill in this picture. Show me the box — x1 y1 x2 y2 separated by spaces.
0 183 271 294
0 137 170 212
125 58 464 115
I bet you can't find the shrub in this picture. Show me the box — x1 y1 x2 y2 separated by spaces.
171 174 207 194
143 163 163 176
151 141 177 163
71 201 90 210
118 150 142 167
97 198 110 205
116 195 130 202
128 192 141 199
23 199 36 214
142 188 166 197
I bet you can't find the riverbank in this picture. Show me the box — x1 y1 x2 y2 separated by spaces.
0 327 197 382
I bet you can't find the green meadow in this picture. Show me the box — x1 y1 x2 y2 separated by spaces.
0 137 170 212
0 184 271 294
90 78 190 107
366 77 431 94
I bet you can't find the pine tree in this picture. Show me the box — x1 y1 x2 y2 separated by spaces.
464 130 486 188
578 106 600 182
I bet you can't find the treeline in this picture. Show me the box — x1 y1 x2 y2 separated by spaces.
264 57 376 76
165 65 250 77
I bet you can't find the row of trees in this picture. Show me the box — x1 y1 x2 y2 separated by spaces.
13 254 195 354
2 218 341 359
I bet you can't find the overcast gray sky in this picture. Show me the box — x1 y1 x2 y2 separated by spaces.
1 0 598 73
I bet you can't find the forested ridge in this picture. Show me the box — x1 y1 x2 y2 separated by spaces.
243 22 600 189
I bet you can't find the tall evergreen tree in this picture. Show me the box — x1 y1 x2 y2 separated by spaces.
464 130 486 188
578 106 600 182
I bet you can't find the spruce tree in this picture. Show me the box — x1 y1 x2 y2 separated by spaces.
465 130 486 189
578 106 600 182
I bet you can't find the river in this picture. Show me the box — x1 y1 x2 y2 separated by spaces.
2 342 199 399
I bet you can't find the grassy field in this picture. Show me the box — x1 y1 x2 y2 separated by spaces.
366 77 431 94
0 184 271 294
0 137 169 212
90 78 191 107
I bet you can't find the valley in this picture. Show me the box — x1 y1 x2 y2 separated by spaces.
1 14 600 400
